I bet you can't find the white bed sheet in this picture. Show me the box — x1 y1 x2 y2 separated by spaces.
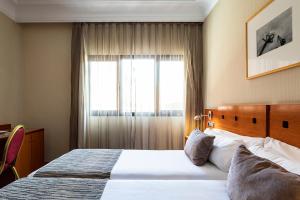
111 150 228 180
101 180 229 200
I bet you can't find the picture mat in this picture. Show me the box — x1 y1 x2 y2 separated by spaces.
247 0 300 78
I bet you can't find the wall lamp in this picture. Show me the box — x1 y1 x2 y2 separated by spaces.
194 111 212 131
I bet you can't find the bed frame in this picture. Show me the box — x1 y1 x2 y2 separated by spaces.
204 105 268 138
205 104 300 148
269 105 300 148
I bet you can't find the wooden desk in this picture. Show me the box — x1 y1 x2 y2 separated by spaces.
0 126 44 178
0 132 10 140
0 124 11 132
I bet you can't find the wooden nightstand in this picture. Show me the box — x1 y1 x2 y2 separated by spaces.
184 135 189 143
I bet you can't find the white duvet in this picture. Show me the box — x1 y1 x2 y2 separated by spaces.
101 180 229 200
111 150 228 180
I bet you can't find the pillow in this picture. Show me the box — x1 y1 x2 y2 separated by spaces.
252 147 300 176
204 128 264 148
209 135 244 172
227 145 300 200
264 137 300 161
184 129 215 166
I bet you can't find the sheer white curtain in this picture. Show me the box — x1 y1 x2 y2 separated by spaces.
77 23 201 150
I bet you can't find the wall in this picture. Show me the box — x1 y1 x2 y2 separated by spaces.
0 12 71 161
0 12 24 125
203 0 300 108
22 24 72 161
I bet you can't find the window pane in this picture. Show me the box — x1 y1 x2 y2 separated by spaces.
159 59 184 111
90 61 117 111
120 59 133 113
121 58 155 113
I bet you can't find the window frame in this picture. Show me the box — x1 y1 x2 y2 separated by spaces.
89 55 184 117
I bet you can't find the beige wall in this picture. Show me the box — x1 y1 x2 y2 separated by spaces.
203 0 300 108
22 24 72 161
0 12 24 125
0 12 71 161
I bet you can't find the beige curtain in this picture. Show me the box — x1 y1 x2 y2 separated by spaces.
85 23 185 55
184 25 203 136
70 23 203 149
70 24 83 150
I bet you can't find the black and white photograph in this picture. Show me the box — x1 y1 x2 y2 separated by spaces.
256 7 293 57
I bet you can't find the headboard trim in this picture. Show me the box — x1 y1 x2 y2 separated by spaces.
205 104 300 148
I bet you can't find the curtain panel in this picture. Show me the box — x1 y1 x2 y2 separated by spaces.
70 23 203 150
70 23 84 149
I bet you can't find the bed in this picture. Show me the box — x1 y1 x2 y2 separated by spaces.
0 178 229 200
2 104 299 200
30 149 227 180
30 105 268 180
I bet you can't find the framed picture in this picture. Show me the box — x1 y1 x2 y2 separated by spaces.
246 0 300 79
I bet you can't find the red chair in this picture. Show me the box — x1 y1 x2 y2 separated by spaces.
0 125 25 180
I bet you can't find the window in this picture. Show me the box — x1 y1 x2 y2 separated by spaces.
121 58 155 113
89 56 184 116
90 60 117 112
159 59 184 114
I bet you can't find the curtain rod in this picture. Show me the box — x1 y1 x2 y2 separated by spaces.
74 22 202 25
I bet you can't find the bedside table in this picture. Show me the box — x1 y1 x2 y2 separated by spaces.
184 135 189 143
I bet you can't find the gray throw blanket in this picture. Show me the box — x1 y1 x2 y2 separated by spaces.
33 149 122 179
0 177 107 200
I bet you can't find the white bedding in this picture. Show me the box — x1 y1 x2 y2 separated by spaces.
110 150 228 180
101 180 229 200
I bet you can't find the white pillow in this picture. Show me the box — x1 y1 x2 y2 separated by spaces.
204 128 235 138
205 128 265 148
251 147 300 175
264 137 300 161
208 134 244 172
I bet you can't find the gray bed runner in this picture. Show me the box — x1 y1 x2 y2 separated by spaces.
0 177 107 200
33 149 122 179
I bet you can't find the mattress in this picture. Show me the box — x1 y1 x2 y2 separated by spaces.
111 150 228 180
101 180 229 200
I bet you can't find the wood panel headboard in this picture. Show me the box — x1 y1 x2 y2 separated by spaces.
269 105 300 148
204 105 268 138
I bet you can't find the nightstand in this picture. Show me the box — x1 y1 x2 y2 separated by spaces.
184 135 189 143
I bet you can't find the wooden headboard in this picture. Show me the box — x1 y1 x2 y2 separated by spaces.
204 105 268 138
269 105 300 148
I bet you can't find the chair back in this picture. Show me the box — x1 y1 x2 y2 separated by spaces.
0 125 25 173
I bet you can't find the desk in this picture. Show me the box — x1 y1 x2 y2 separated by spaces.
0 126 44 178
0 124 11 132
0 132 10 140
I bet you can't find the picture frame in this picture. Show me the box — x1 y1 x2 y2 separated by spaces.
246 0 300 79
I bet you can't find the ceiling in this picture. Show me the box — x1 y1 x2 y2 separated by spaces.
0 0 218 23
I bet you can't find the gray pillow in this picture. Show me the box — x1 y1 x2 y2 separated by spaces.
184 129 215 166
227 145 300 200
